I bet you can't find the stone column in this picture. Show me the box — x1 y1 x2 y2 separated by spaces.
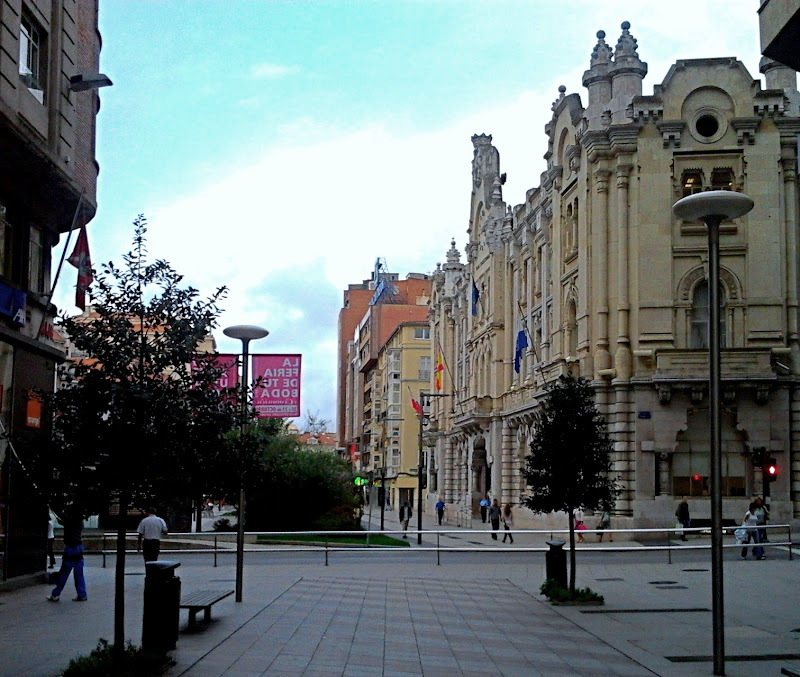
614 160 633 380
593 168 612 376
500 418 515 503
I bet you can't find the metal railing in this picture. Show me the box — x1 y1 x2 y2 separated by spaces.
78 523 793 568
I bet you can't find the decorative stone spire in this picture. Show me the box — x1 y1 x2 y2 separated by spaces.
614 21 639 59
445 239 460 266
591 30 613 66
583 30 613 125
551 85 567 111
608 21 647 123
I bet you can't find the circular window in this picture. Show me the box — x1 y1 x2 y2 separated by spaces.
695 115 719 138
689 108 727 144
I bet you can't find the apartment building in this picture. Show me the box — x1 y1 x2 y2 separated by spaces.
0 0 105 582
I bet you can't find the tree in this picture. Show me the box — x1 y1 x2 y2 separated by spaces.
520 375 619 596
301 410 330 436
47 216 237 653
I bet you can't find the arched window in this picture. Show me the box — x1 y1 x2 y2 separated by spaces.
711 168 734 191
566 299 578 357
682 171 703 197
690 280 726 349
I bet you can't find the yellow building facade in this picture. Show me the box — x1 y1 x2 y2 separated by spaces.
371 321 431 511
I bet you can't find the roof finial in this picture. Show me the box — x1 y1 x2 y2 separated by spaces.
615 21 639 59
591 29 612 66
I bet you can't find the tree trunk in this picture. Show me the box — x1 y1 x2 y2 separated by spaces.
568 510 576 598
113 484 128 654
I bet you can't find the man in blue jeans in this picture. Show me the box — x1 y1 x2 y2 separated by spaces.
46 512 87 602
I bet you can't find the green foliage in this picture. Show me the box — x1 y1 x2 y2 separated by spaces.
61 639 174 677
256 532 410 547
521 375 619 516
47 217 238 518
539 579 604 604
229 419 359 531
212 517 235 532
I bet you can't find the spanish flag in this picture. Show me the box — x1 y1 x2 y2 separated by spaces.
435 352 444 391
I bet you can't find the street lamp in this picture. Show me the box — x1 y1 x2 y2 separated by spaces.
672 190 753 676
223 324 269 603
415 392 447 545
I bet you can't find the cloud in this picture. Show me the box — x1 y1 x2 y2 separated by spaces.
250 62 296 79
114 3 762 430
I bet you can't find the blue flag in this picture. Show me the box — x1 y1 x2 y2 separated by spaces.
514 329 528 373
471 281 479 316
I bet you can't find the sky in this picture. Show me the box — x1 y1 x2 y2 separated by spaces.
54 0 764 431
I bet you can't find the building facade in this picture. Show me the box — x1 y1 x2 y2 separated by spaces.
337 264 431 474
371 321 432 512
0 0 104 582
428 22 800 532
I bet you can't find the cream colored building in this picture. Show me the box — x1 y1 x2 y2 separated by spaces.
428 21 800 532
371 321 432 511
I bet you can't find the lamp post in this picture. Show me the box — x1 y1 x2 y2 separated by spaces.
223 324 269 603
672 190 753 676
415 392 447 545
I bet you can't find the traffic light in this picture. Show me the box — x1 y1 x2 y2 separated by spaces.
765 458 778 482
354 475 368 486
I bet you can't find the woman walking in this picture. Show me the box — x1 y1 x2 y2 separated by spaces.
597 508 613 542
501 504 514 543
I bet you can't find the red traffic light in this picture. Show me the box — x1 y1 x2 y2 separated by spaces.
766 458 778 481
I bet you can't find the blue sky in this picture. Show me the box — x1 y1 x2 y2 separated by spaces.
56 1 763 430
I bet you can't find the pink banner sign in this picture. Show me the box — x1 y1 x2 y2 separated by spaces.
252 354 301 418
192 354 240 391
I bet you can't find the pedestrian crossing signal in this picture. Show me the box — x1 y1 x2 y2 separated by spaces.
766 458 778 481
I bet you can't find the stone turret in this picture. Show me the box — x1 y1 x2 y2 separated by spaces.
609 21 647 124
759 55 797 92
582 30 613 129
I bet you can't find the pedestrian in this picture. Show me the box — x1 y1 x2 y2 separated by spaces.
488 499 501 540
399 501 412 538
501 504 514 543
741 501 765 560
137 508 168 562
46 509 86 602
435 497 445 525
573 506 586 543
753 496 769 543
479 495 490 523
46 508 56 569
597 507 613 542
675 496 690 541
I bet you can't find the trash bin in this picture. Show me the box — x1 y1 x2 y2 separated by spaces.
545 540 567 588
142 560 181 652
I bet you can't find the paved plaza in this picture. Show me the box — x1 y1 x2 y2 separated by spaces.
0 509 798 676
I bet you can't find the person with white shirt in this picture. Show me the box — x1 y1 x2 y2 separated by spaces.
137 508 168 562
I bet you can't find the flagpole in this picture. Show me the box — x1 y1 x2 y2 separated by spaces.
516 300 547 383
34 192 86 338
49 192 86 302
435 338 465 416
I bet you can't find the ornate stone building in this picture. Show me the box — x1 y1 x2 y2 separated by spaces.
428 22 800 532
